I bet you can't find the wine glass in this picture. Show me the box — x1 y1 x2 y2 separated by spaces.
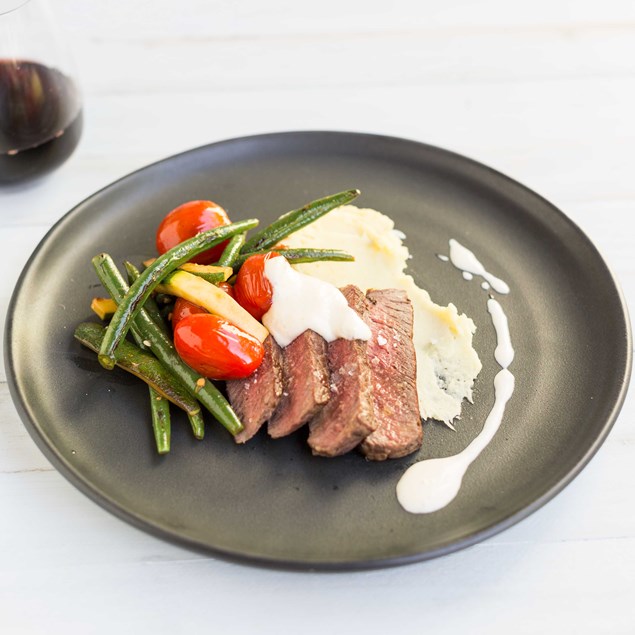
0 0 82 185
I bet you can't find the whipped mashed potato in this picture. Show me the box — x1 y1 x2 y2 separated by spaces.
285 205 482 424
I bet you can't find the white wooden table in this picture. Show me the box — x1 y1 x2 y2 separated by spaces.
2 1 634 632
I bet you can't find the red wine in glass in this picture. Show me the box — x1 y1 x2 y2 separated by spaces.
0 59 82 185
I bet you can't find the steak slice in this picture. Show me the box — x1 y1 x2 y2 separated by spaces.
226 335 284 443
360 288 422 460
307 285 376 457
268 330 330 438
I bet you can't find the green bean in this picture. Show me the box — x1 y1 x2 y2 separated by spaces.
240 189 359 254
124 261 170 336
216 232 246 267
92 254 244 436
149 389 171 454
98 218 258 370
233 248 354 269
74 322 198 417
187 410 205 440
123 260 175 453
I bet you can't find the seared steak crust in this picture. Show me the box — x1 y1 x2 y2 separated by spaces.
268 330 330 438
307 285 376 457
360 288 422 460
227 335 283 443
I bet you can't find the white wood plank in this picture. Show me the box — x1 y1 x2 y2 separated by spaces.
0 513 633 635
64 23 635 96
58 0 635 39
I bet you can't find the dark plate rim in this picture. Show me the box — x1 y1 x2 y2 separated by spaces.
4 130 633 571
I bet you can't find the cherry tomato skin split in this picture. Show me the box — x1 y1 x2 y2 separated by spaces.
171 298 208 329
156 200 231 264
174 314 265 380
233 252 281 320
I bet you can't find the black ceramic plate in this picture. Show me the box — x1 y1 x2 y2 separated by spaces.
5 132 632 570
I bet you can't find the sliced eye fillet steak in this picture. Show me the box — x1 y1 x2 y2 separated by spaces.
226 285 422 459
267 329 330 438
360 288 422 460
226 335 284 443
307 285 377 457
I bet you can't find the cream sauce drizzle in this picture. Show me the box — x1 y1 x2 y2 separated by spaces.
396 243 515 514
488 298 515 368
449 239 510 294
397 369 515 513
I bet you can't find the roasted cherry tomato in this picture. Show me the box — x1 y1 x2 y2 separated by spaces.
173 313 264 380
233 252 281 320
156 200 230 265
217 281 235 299
171 297 208 328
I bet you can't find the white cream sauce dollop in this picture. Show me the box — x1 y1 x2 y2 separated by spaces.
262 256 371 347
